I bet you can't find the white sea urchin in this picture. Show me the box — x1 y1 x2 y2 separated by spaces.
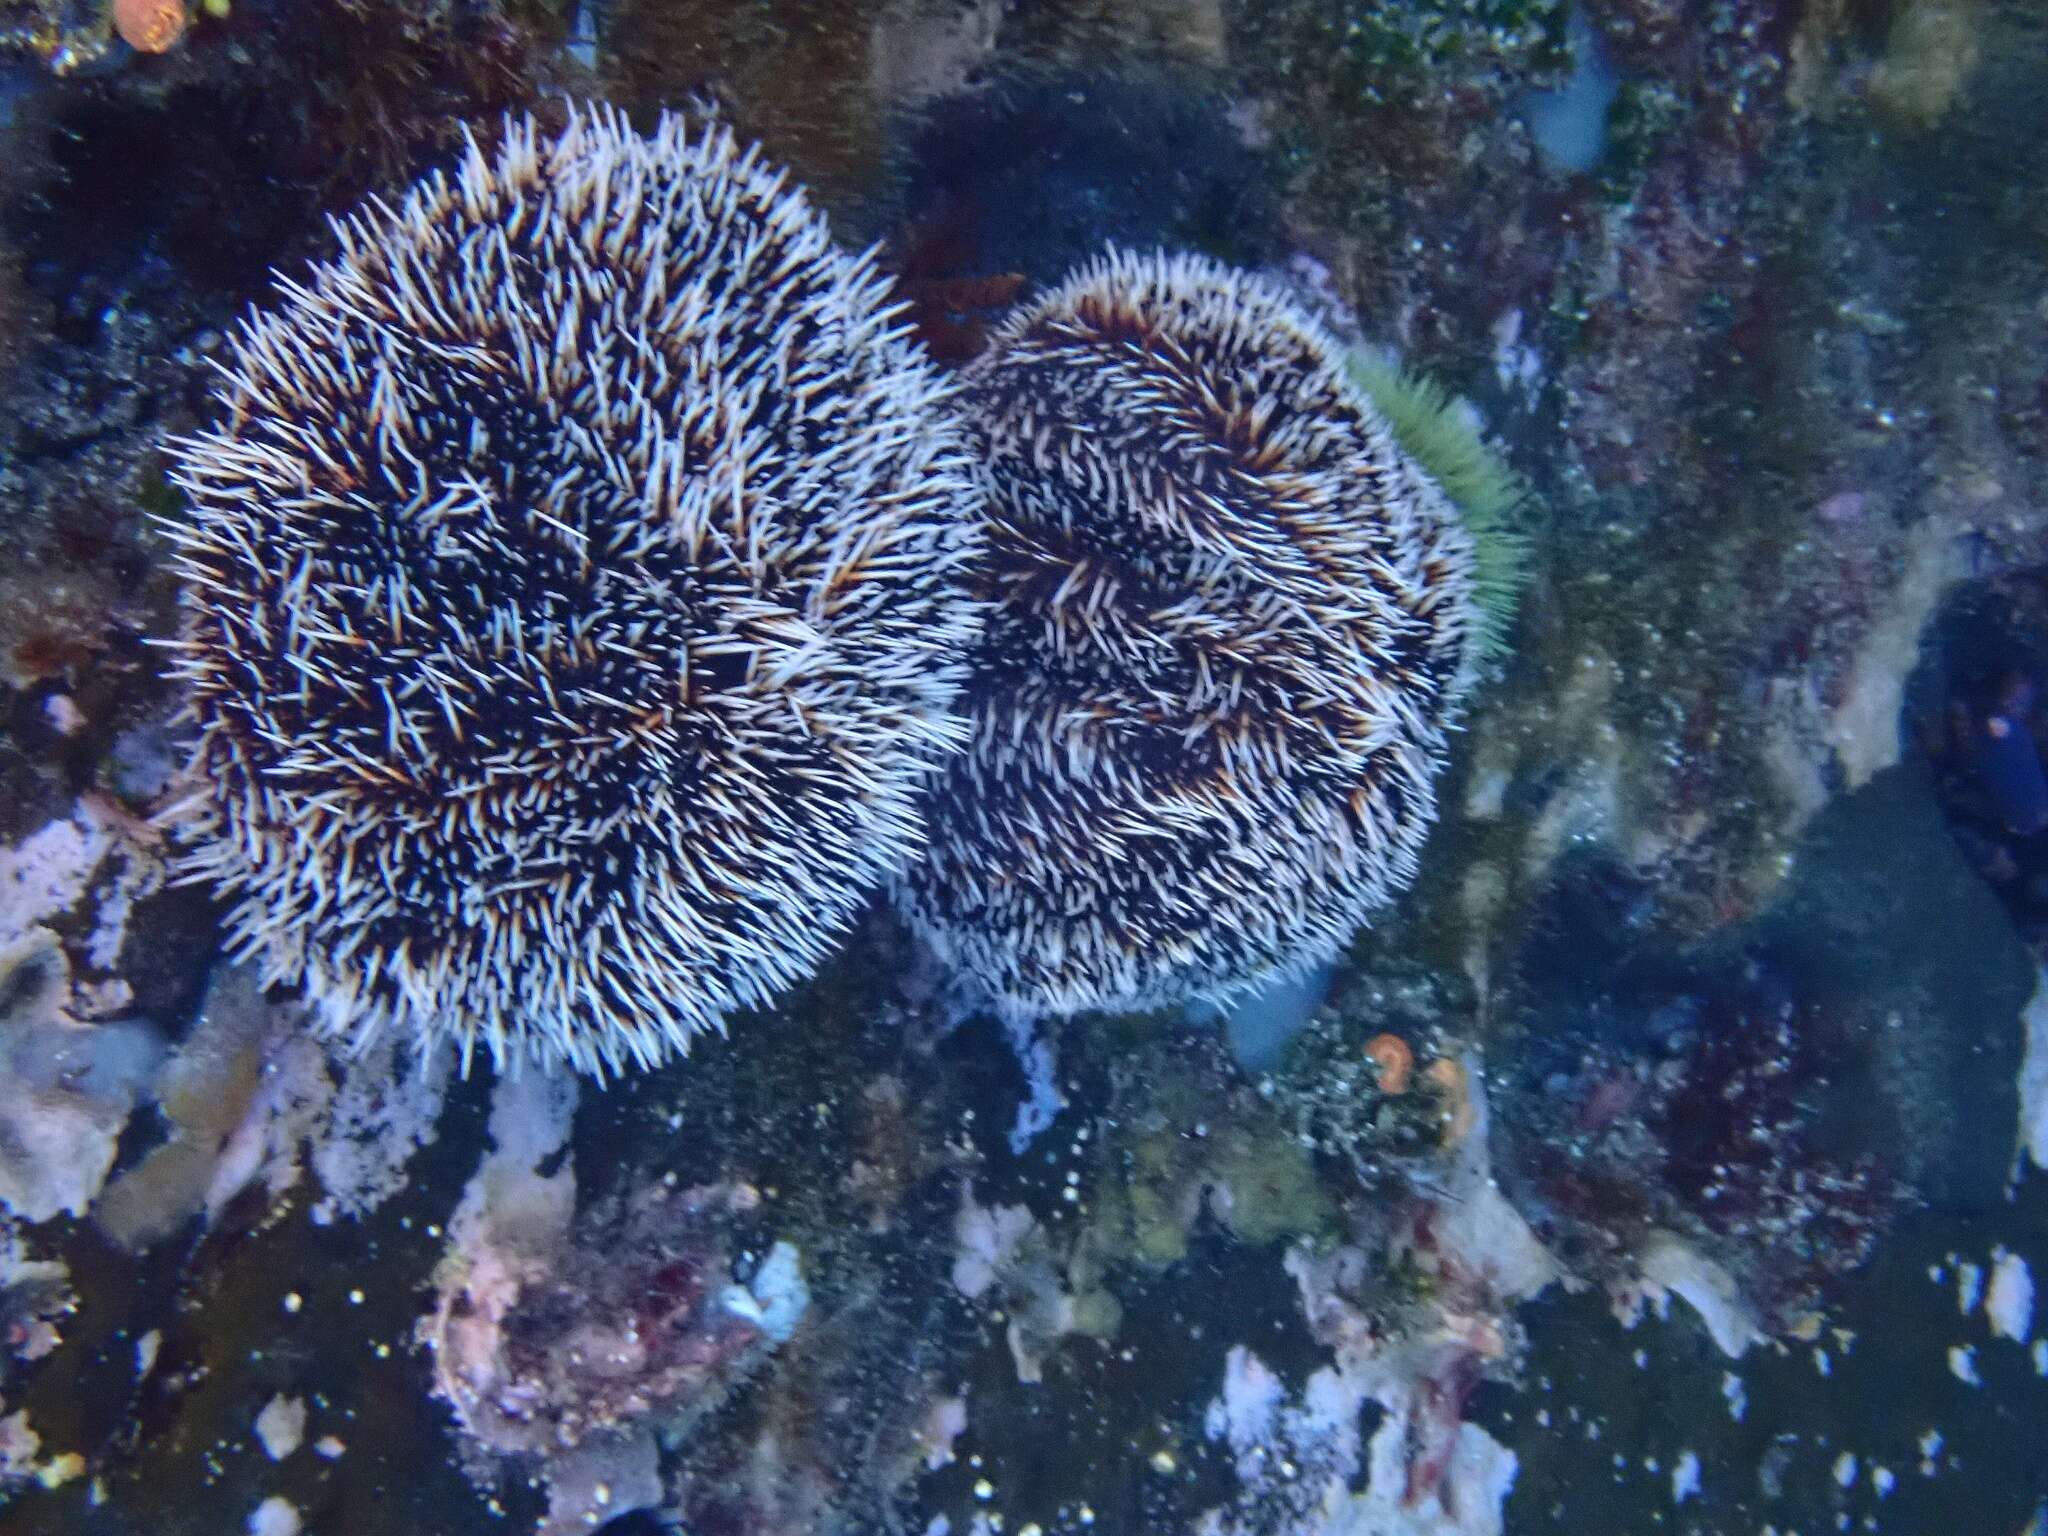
160 106 983 1078
897 248 1483 1019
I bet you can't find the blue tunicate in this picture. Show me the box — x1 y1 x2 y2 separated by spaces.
1523 5 1619 174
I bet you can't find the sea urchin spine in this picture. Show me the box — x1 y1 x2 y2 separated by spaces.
898 248 1482 1020
160 105 984 1079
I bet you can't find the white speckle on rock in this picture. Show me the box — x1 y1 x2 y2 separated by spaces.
1948 1345 1981 1386
1833 1452 1858 1488
254 1395 306 1462
918 1396 967 1472
2016 967 2048 1176
1627 1234 1759 1358
1672 1451 1701 1505
308 1033 450 1225
42 695 83 737
719 1240 809 1342
1986 1250 2034 1343
1721 1372 1746 1422
1956 1262 1984 1316
246 1497 301 1536
951 1191 1034 1301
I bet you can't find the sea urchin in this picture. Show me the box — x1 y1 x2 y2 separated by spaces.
160 106 982 1078
897 248 1484 1019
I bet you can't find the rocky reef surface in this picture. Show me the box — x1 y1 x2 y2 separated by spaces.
1 1 2046 1534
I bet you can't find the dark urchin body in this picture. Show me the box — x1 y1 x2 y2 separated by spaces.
161 106 983 1078
898 248 1480 1019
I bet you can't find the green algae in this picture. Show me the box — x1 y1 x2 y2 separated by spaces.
1348 351 1534 659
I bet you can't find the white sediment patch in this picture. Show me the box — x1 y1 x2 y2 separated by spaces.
916 1397 967 1471
951 1190 1033 1302
418 1067 579 1453
0 805 166 1225
2016 967 2048 1178
0 808 114 950
1956 1261 1984 1316
446 1068 578 1259
1721 1372 1746 1422
254 1395 306 1462
1001 1014 1064 1154
1671 1450 1701 1505
1918 1427 1944 1475
1198 1068 1548 1535
309 1035 450 1224
1948 1344 1981 1385
1204 1340 1519 1536
1616 1233 1759 1359
1986 1249 2035 1343
719 1240 809 1342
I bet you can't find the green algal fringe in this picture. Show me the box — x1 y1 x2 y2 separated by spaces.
1345 351 1531 660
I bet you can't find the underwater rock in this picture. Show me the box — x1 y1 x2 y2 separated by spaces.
1202 1067 1549 1536
306 1032 449 1225
92 962 326 1249
0 1222 72 1372
424 1070 806 1469
0 802 167 1223
535 1428 662 1536
884 64 1281 290
1504 963 1907 1331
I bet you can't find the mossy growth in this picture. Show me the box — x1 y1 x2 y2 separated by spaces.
1208 1129 1335 1250
1084 1043 1335 1270
1346 352 1533 658
602 0 892 205
1597 79 1686 203
1228 0 1568 113
1224 0 1569 238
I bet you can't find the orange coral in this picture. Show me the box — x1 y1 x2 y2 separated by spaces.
114 0 186 53
1364 1033 1414 1095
